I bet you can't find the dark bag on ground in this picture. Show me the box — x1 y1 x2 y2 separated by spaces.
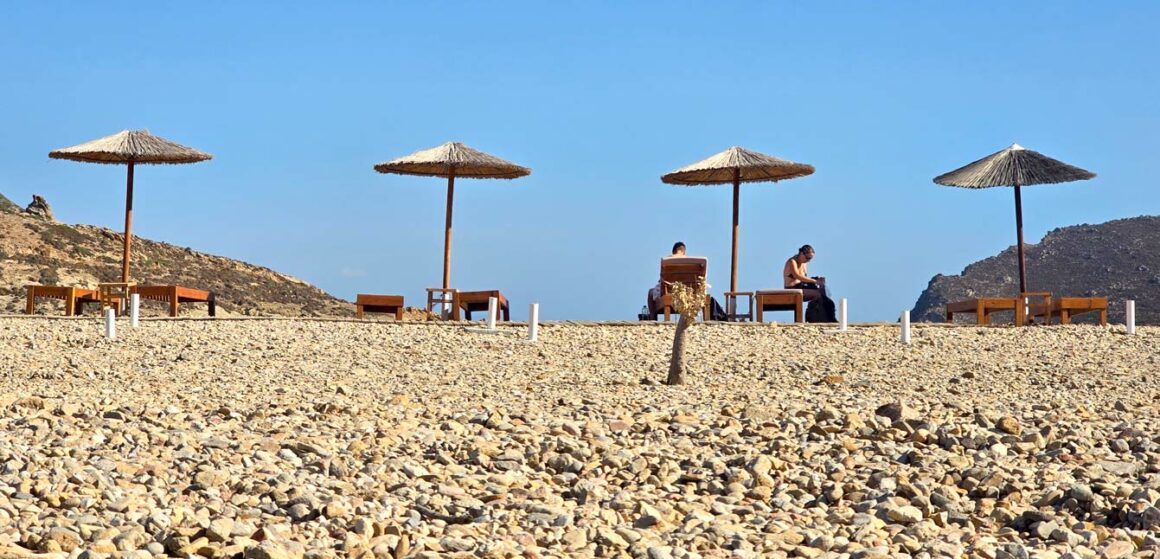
709 297 727 321
806 296 837 323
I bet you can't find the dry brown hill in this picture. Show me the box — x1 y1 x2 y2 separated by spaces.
0 192 354 317
911 215 1159 324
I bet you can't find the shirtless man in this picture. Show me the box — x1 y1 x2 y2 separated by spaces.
646 242 687 316
783 244 836 321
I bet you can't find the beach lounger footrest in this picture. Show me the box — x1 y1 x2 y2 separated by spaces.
455 290 510 322
356 294 404 320
756 289 804 323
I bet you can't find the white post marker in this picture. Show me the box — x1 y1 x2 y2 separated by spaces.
105 308 116 340
1126 300 1136 335
486 296 498 331
900 310 911 345
130 293 140 328
839 298 848 332
528 302 539 342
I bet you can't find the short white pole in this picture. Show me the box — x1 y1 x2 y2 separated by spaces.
839 298 848 331
105 308 116 340
900 310 911 345
1126 300 1136 335
528 303 539 342
130 294 140 328
486 296 498 330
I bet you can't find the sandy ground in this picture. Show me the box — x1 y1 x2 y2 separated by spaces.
0 317 1156 559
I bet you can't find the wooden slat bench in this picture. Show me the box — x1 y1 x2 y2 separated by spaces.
355 294 404 320
456 290 510 321
25 285 100 316
755 289 804 323
132 285 216 317
945 298 1024 326
1030 297 1107 325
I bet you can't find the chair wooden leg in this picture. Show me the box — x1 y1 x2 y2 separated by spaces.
1099 309 1107 326
502 304 510 322
946 310 953 323
756 299 764 323
26 288 36 315
356 305 365 319
65 288 76 317
794 303 803 323
664 306 671 322
394 307 403 321
977 301 987 325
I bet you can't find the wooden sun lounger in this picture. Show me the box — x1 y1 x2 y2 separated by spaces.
657 256 711 322
132 285 216 317
946 297 1025 326
356 294 404 320
1029 297 1107 325
456 290 510 321
755 289 804 323
25 285 100 316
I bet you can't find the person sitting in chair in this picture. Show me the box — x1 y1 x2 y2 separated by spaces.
646 242 687 317
784 244 837 322
644 242 727 320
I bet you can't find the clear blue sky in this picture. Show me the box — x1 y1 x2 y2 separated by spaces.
2 2 1157 320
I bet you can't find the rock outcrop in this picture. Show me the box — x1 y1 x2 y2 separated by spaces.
0 191 352 316
912 215 1159 324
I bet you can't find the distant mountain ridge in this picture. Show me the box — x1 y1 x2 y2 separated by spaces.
0 192 352 316
911 215 1159 325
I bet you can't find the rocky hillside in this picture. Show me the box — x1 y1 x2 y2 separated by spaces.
912 215 1159 324
0 193 354 317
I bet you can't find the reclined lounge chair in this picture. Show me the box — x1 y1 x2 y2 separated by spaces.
655 256 710 322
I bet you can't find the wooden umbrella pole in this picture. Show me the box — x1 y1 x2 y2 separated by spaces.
121 162 135 283
442 171 455 290
1014 183 1027 293
730 168 740 293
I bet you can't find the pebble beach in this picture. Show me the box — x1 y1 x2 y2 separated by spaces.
0 317 1157 559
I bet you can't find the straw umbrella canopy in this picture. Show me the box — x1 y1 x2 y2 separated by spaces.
49 129 212 283
374 141 530 290
661 146 815 292
933 143 1095 293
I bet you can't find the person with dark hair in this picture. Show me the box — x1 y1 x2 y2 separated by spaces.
646 242 687 317
784 245 837 322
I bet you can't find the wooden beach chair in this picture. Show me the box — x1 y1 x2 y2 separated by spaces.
25 285 100 316
755 289 804 323
946 297 1027 326
356 294 404 320
455 290 510 321
657 256 711 322
132 285 216 317
1029 296 1107 325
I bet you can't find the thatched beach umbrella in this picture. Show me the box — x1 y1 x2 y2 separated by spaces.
374 142 530 289
933 144 1095 293
661 146 815 292
49 130 212 283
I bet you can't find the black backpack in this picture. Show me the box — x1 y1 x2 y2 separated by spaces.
806 297 837 323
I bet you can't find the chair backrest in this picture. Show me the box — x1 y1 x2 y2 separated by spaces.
660 256 708 296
